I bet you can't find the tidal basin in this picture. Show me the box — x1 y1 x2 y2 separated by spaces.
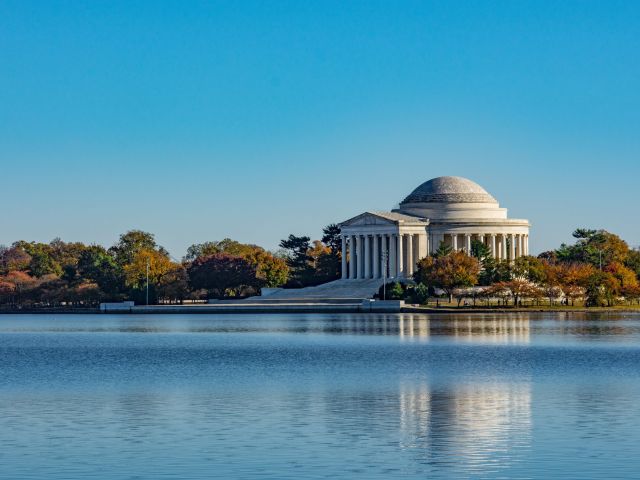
2 313 640 479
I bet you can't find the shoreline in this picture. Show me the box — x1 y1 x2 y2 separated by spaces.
1 305 640 315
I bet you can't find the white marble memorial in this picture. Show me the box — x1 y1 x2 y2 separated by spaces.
338 176 530 280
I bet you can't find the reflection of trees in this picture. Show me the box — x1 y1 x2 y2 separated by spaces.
399 380 531 473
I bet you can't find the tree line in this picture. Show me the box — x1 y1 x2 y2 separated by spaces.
382 229 640 307
0 225 342 308
2 226 638 309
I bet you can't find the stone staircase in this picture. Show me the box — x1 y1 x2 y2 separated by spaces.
243 279 386 303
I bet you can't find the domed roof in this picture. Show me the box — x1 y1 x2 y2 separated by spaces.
401 176 497 204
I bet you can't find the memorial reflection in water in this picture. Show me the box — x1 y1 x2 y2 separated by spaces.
324 313 531 343
399 380 532 472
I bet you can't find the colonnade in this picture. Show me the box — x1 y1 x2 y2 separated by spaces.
341 233 425 280
341 231 530 280
429 232 529 261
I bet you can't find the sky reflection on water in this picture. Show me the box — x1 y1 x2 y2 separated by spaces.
1 313 640 479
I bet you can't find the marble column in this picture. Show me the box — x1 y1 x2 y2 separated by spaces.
381 235 386 277
341 236 347 279
417 234 427 262
452 234 458 251
519 234 524 258
491 234 497 259
349 235 356 279
397 234 404 278
389 235 397 278
465 234 471 253
525 235 529 256
510 234 516 261
364 235 371 279
353 235 362 278
501 235 507 261
406 234 414 277
373 235 380 278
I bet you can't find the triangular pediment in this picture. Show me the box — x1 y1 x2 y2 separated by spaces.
339 211 427 227
340 212 396 227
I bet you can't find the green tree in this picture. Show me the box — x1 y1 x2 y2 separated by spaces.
413 283 429 304
13 241 62 277
109 230 167 266
389 282 405 300
321 224 342 255
30 248 62 277
77 246 124 298
624 249 640 280
433 241 453 258
512 256 546 283
279 234 312 285
188 253 262 297
585 271 608 307
471 239 492 265
184 241 222 262
556 229 629 268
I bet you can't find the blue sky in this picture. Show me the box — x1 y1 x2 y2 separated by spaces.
2 1 639 257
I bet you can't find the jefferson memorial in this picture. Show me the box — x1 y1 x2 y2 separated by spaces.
338 176 530 280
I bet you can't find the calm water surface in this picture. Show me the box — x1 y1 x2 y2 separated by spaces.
1 312 640 479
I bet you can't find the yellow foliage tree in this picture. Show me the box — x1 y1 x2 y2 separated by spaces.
123 249 176 290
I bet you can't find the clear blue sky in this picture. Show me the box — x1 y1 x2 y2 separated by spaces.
2 0 639 257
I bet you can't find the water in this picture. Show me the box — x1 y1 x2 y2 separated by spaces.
1 312 640 479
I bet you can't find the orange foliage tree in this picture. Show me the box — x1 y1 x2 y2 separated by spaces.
414 251 480 303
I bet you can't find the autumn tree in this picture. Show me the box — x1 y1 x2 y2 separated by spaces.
495 279 541 307
123 249 177 303
109 230 167 266
3 271 37 305
414 251 480 303
252 251 289 287
187 253 262 298
540 261 562 305
555 262 594 306
622 285 640 305
0 245 31 275
0 279 15 304
156 264 189 303
604 261 638 290
185 239 289 289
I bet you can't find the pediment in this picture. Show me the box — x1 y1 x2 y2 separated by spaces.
341 212 396 227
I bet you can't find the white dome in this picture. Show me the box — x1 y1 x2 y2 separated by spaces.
401 176 497 205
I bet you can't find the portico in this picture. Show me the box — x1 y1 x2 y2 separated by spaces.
339 212 430 279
